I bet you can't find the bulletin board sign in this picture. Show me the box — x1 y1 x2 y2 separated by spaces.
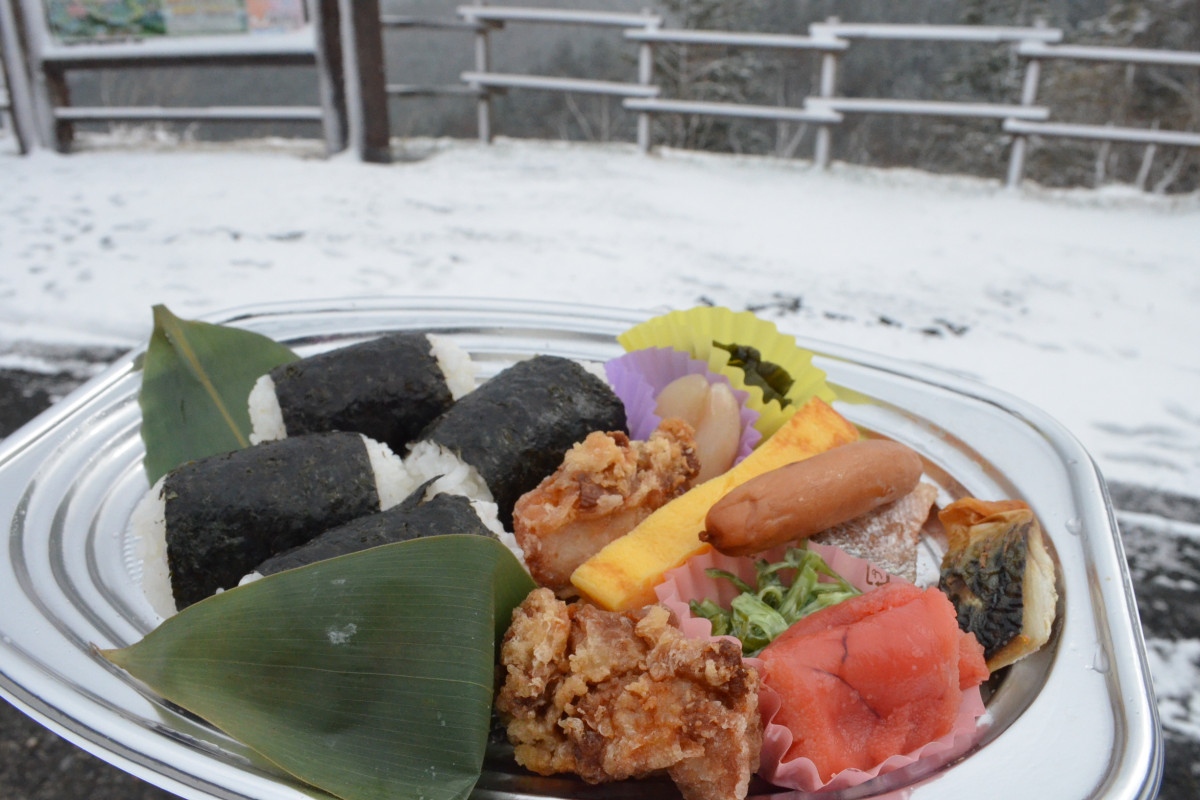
43 0 307 43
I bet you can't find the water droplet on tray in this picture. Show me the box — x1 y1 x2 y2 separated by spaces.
1065 517 1083 536
1090 647 1111 674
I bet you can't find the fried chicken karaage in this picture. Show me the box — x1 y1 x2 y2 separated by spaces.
495 588 761 800
513 419 699 592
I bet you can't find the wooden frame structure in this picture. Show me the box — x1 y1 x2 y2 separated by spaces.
5 0 349 154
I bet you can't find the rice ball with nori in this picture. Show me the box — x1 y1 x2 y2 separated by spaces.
248 332 476 452
407 355 628 529
249 481 501 578
133 431 411 616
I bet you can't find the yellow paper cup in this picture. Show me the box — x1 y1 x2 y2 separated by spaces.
618 307 835 439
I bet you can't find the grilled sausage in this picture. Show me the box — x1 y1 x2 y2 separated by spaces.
700 439 924 557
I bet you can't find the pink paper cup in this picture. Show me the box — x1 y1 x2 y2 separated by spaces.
654 544 988 794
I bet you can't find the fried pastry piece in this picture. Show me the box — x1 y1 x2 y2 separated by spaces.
812 482 939 583
513 419 700 592
496 588 762 800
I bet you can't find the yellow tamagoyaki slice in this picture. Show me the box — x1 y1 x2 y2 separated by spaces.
570 396 860 611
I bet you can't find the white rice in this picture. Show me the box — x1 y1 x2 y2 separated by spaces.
427 333 478 400
133 435 412 619
414 482 525 566
578 359 608 383
247 335 473 447
247 373 286 445
361 434 416 510
468 500 526 566
130 475 176 620
402 439 493 505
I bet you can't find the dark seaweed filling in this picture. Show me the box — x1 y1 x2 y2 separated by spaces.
938 520 1030 660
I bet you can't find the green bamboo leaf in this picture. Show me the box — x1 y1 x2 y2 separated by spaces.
102 534 537 800
138 304 297 485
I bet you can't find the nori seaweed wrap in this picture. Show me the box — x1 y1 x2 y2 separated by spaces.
254 483 495 576
164 431 382 608
255 332 465 453
416 355 628 529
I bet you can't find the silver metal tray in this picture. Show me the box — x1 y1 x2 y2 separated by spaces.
0 297 1162 800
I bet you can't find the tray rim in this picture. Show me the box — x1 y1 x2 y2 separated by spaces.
0 295 1164 800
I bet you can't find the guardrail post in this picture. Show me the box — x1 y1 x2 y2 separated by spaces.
1006 21 1047 188
812 17 840 169
636 9 658 154
1005 53 1041 188
473 1 492 143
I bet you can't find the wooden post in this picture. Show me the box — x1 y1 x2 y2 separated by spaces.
0 0 37 152
474 3 492 144
12 0 66 150
1006 19 1049 189
310 0 348 155
338 0 390 162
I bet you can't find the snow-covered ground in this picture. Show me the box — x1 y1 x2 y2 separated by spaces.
3 132 1198 500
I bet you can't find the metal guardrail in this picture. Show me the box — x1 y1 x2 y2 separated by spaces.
4 0 1198 186
435 9 1198 188
1017 40 1200 67
625 97 842 125
379 14 487 102
454 4 664 143
1006 40 1200 187
623 28 848 51
54 105 328 123
456 6 660 29
809 22 1063 44
806 97 1050 120
435 11 1078 165
1004 119 1200 147
460 70 659 98
620 20 1065 165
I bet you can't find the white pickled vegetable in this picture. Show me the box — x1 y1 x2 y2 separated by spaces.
655 375 741 482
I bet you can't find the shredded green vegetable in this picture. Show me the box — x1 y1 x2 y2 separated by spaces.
690 547 860 656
